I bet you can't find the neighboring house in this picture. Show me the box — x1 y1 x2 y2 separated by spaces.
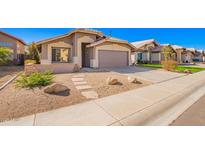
151 44 177 63
170 45 185 63
131 39 159 63
0 31 26 65
36 28 136 68
132 39 193 64
193 50 204 62
182 48 196 63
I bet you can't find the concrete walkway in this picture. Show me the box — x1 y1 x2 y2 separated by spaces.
71 74 98 99
1 71 205 126
108 66 185 83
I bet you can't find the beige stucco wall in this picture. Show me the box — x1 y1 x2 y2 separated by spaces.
138 43 156 51
40 32 97 67
131 52 136 64
182 52 194 63
40 36 72 64
175 49 183 63
16 41 25 54
151 53 160 62
90 42 132 68
74 33 96 67
25 63 77 75
0 33 25 60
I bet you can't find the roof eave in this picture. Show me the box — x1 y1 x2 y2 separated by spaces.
36 29 104 45
0 31 26 45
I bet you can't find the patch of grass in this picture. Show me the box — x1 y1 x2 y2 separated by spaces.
16 71 54 88
138 64 163 69
175 66 205 73
138 64 205 73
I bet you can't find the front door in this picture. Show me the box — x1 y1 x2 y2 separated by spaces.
82 43 90 67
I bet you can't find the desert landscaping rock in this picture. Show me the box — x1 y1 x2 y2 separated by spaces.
106 77 119 85
73 81 87 85
184 69 192 74
81 91 98 99
128 76 140 84
44 83 69 94
71 78 84 82
76 85 92 90
0 72 149 121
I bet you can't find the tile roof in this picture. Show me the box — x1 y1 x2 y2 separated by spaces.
86 36 137 50
131 39 157 48
171 45 184 50
186 48 196 51
36 28 104 45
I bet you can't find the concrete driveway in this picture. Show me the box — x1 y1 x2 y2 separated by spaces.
108 66 185 83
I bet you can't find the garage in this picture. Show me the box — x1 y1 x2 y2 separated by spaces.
98 50 128 68
151 53 160 63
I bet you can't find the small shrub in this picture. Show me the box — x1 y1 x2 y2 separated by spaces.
161 60 177 71
0 47 12 64
16 71 54 88
24 59 36 64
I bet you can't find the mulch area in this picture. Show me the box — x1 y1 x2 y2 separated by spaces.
0 72 151 122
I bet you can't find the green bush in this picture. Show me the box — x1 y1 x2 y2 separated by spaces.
24 59 36 64
16 71 54 88
0 47 12 64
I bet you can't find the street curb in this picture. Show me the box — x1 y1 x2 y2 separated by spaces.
165 84 205 125
119 76 205 126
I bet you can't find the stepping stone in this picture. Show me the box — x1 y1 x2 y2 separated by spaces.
81 91 98 99
73 74 85 78
73 81 87 85
76 85 92 90
71 78 84 82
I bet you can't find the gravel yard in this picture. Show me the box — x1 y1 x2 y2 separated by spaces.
0 66 23 87
0 71 151 122
85 72 150 97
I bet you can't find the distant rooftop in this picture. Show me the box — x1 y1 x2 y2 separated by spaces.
131 39 157 48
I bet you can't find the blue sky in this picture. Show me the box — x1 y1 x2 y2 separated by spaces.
1 28 205 50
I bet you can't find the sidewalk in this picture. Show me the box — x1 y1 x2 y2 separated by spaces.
1 71 205 126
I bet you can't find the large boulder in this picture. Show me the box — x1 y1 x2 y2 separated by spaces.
106 77 119 85
44 83 69 94
128 76 139 83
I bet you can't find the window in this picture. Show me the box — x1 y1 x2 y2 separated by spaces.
52 47 70 63
137 53 143 60
0 41 13 47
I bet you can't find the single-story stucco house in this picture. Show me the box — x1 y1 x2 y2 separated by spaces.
182 48 196 63
150 44 177 63
193 50 205 62
131 39 160 63
0 30 26 65
36 29 136 71
132 39 194 64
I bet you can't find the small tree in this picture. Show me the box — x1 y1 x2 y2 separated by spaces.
161 45 177 71
28 42 40 64
162 45 176 61
0 47 12 64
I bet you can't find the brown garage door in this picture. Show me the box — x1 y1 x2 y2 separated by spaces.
98 50 128 68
